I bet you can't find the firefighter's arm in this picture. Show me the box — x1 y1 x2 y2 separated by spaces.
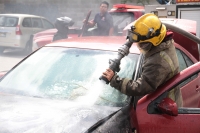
110 63 170 96
110 74 156 96
102 69 127 92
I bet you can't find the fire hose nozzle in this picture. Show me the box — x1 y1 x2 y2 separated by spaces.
99 38 134 84
99 76 110 84
118 45 130 56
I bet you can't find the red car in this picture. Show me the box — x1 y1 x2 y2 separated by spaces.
31 27 79 51
31 4 144 52
0 18 200 132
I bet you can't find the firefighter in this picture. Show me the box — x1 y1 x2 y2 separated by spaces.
102 13 183 107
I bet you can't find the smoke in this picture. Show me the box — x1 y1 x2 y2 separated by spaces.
2 0 103 27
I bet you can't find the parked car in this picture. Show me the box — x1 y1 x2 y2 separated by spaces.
31 27 80 51
0 24 200 133
0 14 54 54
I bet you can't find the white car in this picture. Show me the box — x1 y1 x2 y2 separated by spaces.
0 14 54 54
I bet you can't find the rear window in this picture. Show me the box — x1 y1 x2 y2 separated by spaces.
110 12 134 29
110 12 134 35
0 16 18 27
42 19 54 29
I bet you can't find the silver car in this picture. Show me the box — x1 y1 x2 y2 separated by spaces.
0 14 54 54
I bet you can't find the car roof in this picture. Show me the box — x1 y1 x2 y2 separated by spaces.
113 4 144 9
110 4 144 13
0 14 44 18
45 36 198 63
124 18 196 34
46 36 141 54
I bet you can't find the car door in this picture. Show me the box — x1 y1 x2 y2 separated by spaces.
132 47 199 108
135 62 200 133
20 17 35 47
176 48 200 107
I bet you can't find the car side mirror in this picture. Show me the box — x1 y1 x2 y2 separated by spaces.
157 97 178 116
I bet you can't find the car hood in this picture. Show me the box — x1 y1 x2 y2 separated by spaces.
0 92 120 133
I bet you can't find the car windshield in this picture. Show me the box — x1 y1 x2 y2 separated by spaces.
0 47 139 107
0 16 18 27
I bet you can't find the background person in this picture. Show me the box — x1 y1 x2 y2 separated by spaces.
52 16 74 42
85 1 113 36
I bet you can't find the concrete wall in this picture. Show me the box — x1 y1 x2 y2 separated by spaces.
0 0 161 27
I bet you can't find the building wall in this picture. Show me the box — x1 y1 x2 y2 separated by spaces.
0 0 161 27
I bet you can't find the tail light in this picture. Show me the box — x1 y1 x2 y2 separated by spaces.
16 25 22 35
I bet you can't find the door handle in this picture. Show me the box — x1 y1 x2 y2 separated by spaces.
196 85 200 92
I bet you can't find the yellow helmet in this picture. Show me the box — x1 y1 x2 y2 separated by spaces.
130 13 166 46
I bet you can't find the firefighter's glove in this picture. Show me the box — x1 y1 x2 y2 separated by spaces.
102 69 127 93
102 68 115 82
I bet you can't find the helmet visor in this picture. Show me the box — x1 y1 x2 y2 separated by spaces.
128 30 140 42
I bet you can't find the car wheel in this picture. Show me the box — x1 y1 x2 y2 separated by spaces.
24 39 32 54
0 47 5 55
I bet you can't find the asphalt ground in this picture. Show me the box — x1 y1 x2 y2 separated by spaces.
0 49 27 72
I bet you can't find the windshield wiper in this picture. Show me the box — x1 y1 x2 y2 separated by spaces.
84 108 121 133
84 104 132 133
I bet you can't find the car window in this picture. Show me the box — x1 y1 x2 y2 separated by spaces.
0 16 4 26
22 17 32 27
32 18 43 28
0 47 139 107
174 73 199 107
148 71 200 115
181 50 194 67
111 12 134 28
176 49 193 71
0 16 18 27
42 19 54 29
176 49 195 89
111 12 134 35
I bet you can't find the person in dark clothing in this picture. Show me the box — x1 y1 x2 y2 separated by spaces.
102 13 183 107
52 17 74 42
86 1 113 36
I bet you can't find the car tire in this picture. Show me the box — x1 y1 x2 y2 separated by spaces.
24 39 32 54
0 47 5 55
